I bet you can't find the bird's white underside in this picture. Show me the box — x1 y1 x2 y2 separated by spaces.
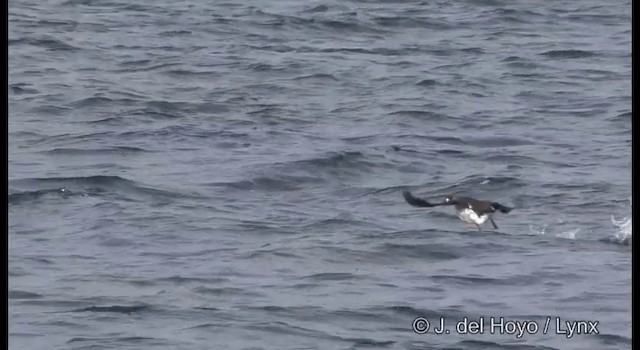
457 208 489 225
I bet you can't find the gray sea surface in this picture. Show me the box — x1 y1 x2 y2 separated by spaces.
9 0 631 349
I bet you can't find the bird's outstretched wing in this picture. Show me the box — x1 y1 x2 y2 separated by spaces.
403 191 440 208
475 202 512 215
490 202 512 214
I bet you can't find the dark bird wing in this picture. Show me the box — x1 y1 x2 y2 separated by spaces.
489 202 512 214
403 191 440 208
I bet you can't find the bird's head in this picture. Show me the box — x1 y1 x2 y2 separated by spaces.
443 194 458 205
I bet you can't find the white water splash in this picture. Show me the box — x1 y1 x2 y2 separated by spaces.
528 224 547 235
528 222 577 240
556 228 579 240
608 196 631 244
611 214 631 244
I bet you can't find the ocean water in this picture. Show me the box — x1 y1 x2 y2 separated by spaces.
8 0 631 349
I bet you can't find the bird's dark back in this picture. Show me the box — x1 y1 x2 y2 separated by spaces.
454 197 493 212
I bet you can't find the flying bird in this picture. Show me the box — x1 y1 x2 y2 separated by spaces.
403 191 512 231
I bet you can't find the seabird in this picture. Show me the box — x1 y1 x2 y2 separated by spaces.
403 191 512 231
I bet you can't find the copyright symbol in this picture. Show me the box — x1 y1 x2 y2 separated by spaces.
412 317 430 334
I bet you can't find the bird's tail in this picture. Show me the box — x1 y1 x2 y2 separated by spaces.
492 202 512 213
